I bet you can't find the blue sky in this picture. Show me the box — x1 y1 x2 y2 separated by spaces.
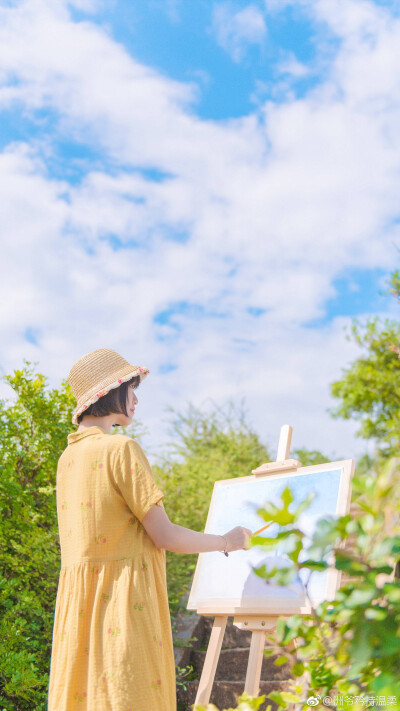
0 0 399 459
88 0 324 119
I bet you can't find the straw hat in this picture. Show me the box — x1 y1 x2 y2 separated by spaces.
68 348 149 425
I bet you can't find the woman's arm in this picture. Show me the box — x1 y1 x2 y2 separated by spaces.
142 503 251 554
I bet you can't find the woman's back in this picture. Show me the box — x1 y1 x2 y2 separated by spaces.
56 427 161 565
48 425 176 711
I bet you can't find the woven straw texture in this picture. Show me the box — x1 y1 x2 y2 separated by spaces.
68 348 149 425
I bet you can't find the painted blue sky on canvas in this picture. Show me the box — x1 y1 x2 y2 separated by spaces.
189 467 343 609
206 468 342 537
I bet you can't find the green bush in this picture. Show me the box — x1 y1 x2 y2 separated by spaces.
194 460 400 711
154 402 271 615
0 362 74 710
0 361 142 710
246 459 400 708
194 691 268 710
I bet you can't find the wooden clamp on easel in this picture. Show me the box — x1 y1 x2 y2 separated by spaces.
194 424 301 707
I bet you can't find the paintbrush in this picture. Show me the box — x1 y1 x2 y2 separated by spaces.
252 522 272 536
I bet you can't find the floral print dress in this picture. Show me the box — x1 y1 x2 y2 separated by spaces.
47 426 176 711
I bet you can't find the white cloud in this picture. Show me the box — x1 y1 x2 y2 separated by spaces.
67 0 100 12
0 0 197 168
212 3 267 62
278 53 311 78
0 0 399 462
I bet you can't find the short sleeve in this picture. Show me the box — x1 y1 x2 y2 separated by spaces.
112 438 164 522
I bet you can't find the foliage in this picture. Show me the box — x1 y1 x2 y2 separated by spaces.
293 448 328 466
194 459 400 711
5 348 399 711
243 458 400 709
389 268 400 302
330 273 400 460
176 663 196 691
154 402 271 615
0 360 142 710
194 691 268 711
0 361 74 710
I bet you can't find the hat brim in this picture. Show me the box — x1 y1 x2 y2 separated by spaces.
71 367 149 426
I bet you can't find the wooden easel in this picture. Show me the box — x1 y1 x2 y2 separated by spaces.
194 424 302 707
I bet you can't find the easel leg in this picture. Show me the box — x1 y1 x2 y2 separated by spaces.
194 615 228 707
244 630 266 697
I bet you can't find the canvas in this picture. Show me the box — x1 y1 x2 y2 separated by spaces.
187 460 354 615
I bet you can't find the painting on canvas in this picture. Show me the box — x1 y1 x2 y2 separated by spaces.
187 460 353 615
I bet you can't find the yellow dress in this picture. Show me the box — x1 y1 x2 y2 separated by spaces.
47 425 176 711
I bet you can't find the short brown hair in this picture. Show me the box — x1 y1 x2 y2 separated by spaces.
76 375 140 425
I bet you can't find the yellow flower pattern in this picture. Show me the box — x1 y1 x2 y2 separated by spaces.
73 691 87 702
133 601 146 611
107 626 121 637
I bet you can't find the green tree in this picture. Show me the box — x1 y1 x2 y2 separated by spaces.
195 692 268 710
0 361 75 710
154 402 272 614
293 448 328 467
330 272 400 460
0 360 142 710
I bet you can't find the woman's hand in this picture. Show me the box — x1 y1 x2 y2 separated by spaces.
221 526 252 553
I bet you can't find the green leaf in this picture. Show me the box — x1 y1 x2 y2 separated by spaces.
274 510 296 526
281 486 294 509
233 692 267 710
253 563 298 587
249 535 278 548
298 560 328 571
273 655 288 666
384 583 400 603
335 551 368 573
269 690 301 706
345 588 377 608
292 661 305 676
349 624 373 673
365 607 387 620
276 617 286 640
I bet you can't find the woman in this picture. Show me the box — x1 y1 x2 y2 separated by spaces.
48 347 250 711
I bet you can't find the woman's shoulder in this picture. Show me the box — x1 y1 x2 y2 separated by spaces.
107 433 144 455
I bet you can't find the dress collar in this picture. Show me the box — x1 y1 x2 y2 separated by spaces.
67 426 109 445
